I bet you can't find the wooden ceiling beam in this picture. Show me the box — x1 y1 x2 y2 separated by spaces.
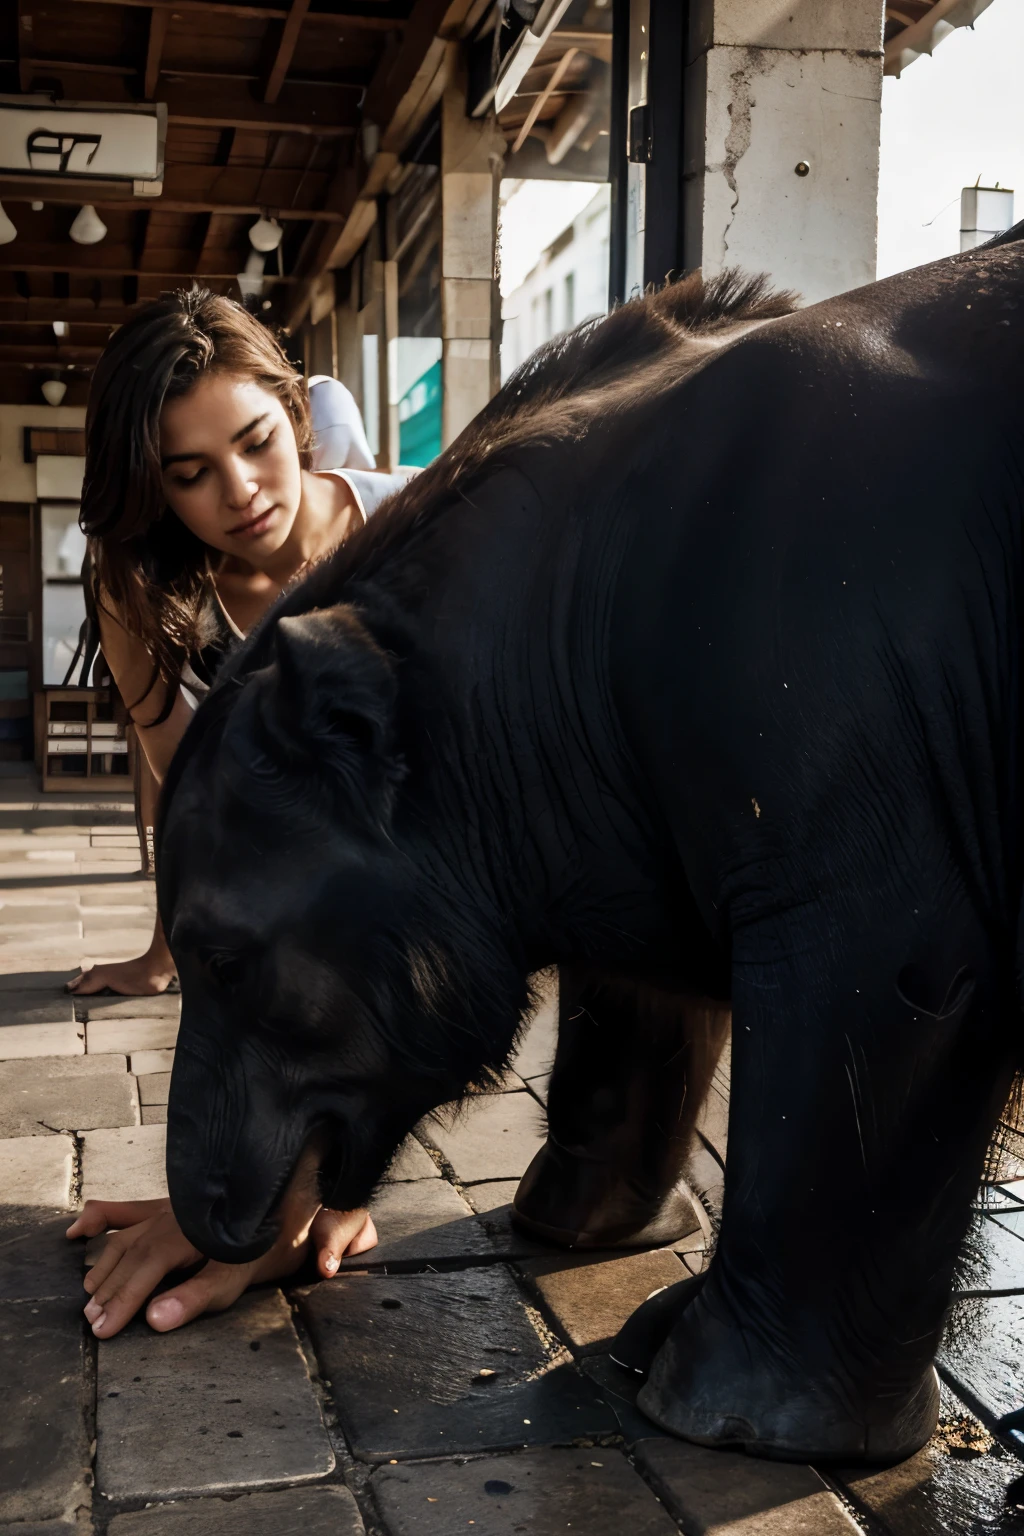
144 7 169 99
284 0 455 330
0 176 349 221
10 70 361 134
0 246 297 280
164 78 359 134
57 0 408 28
266 0 311 104
362 0 451 128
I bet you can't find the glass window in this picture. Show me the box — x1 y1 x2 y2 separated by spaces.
40 503 87 685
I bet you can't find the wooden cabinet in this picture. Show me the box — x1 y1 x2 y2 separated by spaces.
34 687 134 793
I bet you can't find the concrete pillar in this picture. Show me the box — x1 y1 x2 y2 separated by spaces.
683 1 885 304
374 253 400 470
335 279 364 405
440 49 506 449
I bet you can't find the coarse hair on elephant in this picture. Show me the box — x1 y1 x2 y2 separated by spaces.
158 239 1024 1466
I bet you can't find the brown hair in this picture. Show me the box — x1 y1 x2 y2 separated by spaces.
81 288 312 719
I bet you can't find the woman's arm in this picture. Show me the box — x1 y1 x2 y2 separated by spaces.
67 602 192 996
95 602 195 784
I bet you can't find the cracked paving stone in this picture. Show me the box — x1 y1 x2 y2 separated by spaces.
461 1180 559 1260
421 1092 546 1184
75 995 181 1021
0 971 81 994
296 1266 617 1461
0 1134 73 1209
836 1382 1024 1536
581 1357 668 1447
385 1136 440 1182
80 1124 167 1203
0 993 76 1027
634 1439 861 1534
0 904 81 928
0 1299 90 1524
520 1249 688 1355
0 993 83 1061
137 1072 170 1106
0 1213 85 1303
95 1288 334 1501
939 1294 1024 1423
0 1022 85 1061
130 1049 175 1076
371 1446 679 1534
993 1207 1024 1237
339 1177 496 1270
0 1054 138 1137
86 1018 179 1055
106 1486 365 1535
955 1213 1024 1296
0 1522 80 1534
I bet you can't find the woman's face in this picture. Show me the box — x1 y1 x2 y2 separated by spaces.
159 372 304 560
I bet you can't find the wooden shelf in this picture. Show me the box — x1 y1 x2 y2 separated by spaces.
34 686 134 795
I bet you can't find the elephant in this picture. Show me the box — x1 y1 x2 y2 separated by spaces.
157 232 1024 1465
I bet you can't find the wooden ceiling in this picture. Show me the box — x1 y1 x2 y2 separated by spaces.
884 0 998 74
0 0 477 401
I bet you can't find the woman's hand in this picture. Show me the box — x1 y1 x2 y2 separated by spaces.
67 953 177 997
68 914 176 996
66 1195 377 1338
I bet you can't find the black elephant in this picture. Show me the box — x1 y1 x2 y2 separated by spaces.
158 232 1024 1465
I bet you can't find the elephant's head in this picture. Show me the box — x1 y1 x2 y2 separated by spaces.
158 605 525 1263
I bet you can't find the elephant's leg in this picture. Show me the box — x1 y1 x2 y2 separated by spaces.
636 896 1019 1463
513 967 730 1247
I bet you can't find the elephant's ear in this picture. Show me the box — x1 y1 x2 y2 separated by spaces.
257 604 403 821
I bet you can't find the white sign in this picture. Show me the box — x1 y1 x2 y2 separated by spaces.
0 98 165 182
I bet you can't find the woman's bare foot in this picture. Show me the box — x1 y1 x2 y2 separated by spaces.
66 1196 377 1337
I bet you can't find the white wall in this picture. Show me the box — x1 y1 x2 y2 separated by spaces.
0 404 87 503
501 183 611 381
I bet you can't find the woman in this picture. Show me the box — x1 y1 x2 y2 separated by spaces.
65 289 401 1339
69 372 385 996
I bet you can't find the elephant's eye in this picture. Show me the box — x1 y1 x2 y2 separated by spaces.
197 948 246 989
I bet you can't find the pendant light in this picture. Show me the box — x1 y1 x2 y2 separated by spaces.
248 214 283 253
0 202 16 245
70 204 107 245
42 378 67 407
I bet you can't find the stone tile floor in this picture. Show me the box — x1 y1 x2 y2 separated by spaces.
1 766 1023 1534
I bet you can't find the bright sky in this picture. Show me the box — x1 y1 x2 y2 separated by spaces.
877 0 1024 278
498 1 1024 299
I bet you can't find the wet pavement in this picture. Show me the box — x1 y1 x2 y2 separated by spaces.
1 766 1023 1534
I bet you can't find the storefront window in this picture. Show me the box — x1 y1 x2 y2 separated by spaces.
40 503 87 685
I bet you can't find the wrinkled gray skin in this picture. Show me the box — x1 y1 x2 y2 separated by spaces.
159 235 1024 1464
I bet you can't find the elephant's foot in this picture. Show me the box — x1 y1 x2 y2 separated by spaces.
512 1137 705 1249
635 1285 940 1464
